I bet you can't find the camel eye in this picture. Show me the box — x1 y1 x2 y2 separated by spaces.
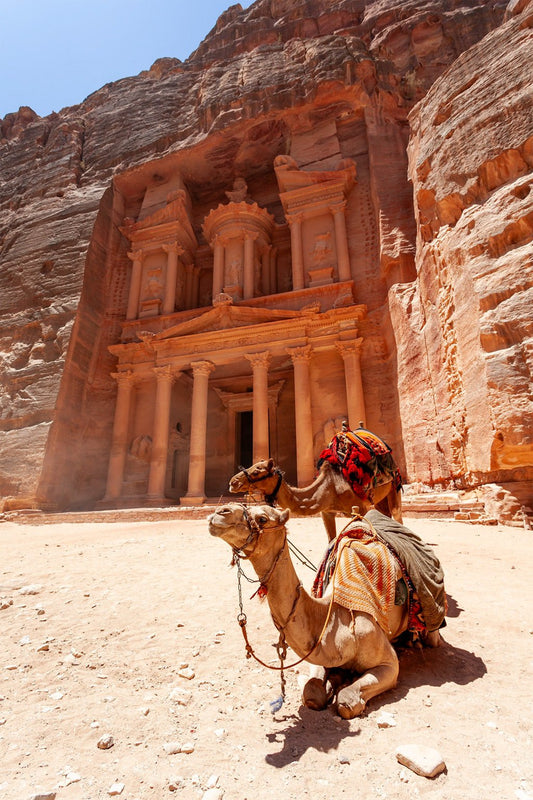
257 515 268 525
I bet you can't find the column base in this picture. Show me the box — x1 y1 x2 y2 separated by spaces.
180 495 206 506
145 495 174 508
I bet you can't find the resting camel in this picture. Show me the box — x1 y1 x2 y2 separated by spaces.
209 503 440 718
229 457 402 541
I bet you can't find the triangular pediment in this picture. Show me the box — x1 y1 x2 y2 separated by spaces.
154 303 311 340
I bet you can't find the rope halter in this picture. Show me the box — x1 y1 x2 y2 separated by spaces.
237 463 284 506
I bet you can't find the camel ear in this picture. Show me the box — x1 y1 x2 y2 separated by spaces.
279 508 290 525
267 457 274 469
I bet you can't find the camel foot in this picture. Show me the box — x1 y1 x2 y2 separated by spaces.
302 678 328 711
336 686 365 719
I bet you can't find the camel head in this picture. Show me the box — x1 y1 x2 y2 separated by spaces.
228 458 279 495
208 502 290 556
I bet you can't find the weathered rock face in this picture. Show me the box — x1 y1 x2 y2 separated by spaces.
390 0 533 515
0 0 530 521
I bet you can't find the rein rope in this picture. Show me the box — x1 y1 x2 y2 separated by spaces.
232 506 336 714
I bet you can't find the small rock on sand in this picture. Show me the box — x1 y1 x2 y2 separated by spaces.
395 744 446 778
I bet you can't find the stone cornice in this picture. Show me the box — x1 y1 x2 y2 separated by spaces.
120 194 197 256
202 200 275 245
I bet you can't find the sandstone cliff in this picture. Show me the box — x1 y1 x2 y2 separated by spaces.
1 0 530 521
390 0 533 518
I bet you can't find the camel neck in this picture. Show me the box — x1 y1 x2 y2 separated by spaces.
276 471 328 515
248 537 328 659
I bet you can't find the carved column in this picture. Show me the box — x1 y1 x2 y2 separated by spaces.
147 365 177 500
269 246 278 295
261 245 271 296
287 214 305 291
212 235 225 298
287 346 315 485
245 351 271 461
331 203 352 282
104 371 136 500
243 233 257 300
192 266 200 308
126 250 143 320
336 338 366 428
183 264 193 309
162 244 183 315
184 360 215 504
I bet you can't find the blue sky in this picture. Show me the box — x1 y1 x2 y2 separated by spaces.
0 0 255 119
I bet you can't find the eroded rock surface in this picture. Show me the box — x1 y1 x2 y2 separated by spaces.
0 0 530 521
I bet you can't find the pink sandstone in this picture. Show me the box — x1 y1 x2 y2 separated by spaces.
0 0 530 524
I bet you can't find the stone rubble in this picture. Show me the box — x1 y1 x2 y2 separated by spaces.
96 734 115 750
395 744 446 778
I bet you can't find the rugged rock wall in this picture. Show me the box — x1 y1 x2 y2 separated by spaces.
2 0 530 518
390 0 533 517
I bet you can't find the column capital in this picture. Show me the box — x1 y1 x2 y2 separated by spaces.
153 364 179 382
111 370 136 385
336 338 363 359
329 201 347 215
127 250 144 262
244 231 259 242
190 360 215 377
245 351 271 370
286 212 304 226
287 345 312 364
211 233 229 248
162 242 185 256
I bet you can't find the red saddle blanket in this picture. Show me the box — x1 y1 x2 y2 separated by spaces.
317 427 402 501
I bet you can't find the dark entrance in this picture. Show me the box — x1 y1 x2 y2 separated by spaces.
237 410 253 469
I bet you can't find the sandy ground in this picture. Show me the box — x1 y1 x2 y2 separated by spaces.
0 510 532 800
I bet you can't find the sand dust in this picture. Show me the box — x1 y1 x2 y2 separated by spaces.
0 512 532 799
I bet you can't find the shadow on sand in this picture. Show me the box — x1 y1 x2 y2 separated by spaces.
264 614 486 767
265 707 359 767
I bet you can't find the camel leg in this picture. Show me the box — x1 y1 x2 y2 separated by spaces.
335 653 399 719
302 666 328 710
321 511 337 541
301 667 348 711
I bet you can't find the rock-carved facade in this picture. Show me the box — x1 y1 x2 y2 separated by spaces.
0 0 531 522
102 160 367 506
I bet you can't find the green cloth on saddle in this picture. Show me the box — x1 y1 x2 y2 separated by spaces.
364 510 447 632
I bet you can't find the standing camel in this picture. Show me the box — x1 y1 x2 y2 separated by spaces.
208 503 441 718
229 457 402 541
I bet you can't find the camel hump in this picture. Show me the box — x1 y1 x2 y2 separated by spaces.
317 427 402 501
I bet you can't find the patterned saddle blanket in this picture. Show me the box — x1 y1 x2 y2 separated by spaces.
312 515 436 636
317 427 402 501
312 518 398 633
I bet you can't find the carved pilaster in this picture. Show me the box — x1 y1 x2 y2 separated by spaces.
330 202 351 282
246 351 271 461
104 370 136 499
286 213 305 291
162 243 185 315
148 365 179 498
336 337 365 428
287 346 314 484
184 360 215 503
126 250 144 320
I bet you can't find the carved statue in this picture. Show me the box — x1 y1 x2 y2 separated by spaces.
225 177 249 203
130 434 152 463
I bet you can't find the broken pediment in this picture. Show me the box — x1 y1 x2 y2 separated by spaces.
153 301 309 340
274 155 357 195
120 191 197 254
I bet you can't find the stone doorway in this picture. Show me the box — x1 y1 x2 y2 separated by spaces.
236 410 253 470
